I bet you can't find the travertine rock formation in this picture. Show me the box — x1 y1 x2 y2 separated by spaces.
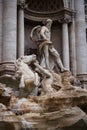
0 55 87 130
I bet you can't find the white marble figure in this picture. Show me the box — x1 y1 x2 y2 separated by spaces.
34 61 62 94
30 19 66 72
14 55 40 93
15 55 62 95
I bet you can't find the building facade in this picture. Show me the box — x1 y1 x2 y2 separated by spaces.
0 0 87 88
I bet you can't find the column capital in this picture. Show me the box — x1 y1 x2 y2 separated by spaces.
18 0 26 10
58 17 72 24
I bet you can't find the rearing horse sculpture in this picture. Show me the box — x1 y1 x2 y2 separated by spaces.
14 55 40 93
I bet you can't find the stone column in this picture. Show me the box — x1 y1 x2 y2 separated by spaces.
75 0 87 74
62 19 70 70
0 0 2 62
17 0 25 57
69 16 76 76
63 0 68 8
71 0 75 9
75 0 87 88
2 0 17 62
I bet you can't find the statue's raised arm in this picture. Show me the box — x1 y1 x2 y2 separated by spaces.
30 25 42 42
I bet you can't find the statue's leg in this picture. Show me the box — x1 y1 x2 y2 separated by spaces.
40 54 46 67
49 46 65 72
43 45 50 69
19 75 25 88
42 78 54 94
34 61 52 77
19 75 25 97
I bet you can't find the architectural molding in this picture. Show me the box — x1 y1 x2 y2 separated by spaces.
0 62 15 80
24 8 75 22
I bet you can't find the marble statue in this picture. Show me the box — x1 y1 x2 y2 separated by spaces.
34 61 62 94
14 54 63 95
0 19 87 130
30 19 66 72
14 55 40 94
0 54 87 130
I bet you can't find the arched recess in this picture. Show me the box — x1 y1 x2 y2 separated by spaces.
24 0 73 58
25 0 64 21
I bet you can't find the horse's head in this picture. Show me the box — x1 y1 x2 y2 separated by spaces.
14 54 37 80
20 54 36 64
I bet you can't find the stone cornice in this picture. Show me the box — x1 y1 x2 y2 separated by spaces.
77 74 87 82
24 8 76 22
0 62 15 78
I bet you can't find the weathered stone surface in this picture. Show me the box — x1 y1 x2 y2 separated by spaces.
0 106 85 130
2 56 87 130
3 69 87 129
0 110 21 130
0 59 87 130
11 98 43 114
0 83 13 106
0 103 7 111
0 83 5 95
